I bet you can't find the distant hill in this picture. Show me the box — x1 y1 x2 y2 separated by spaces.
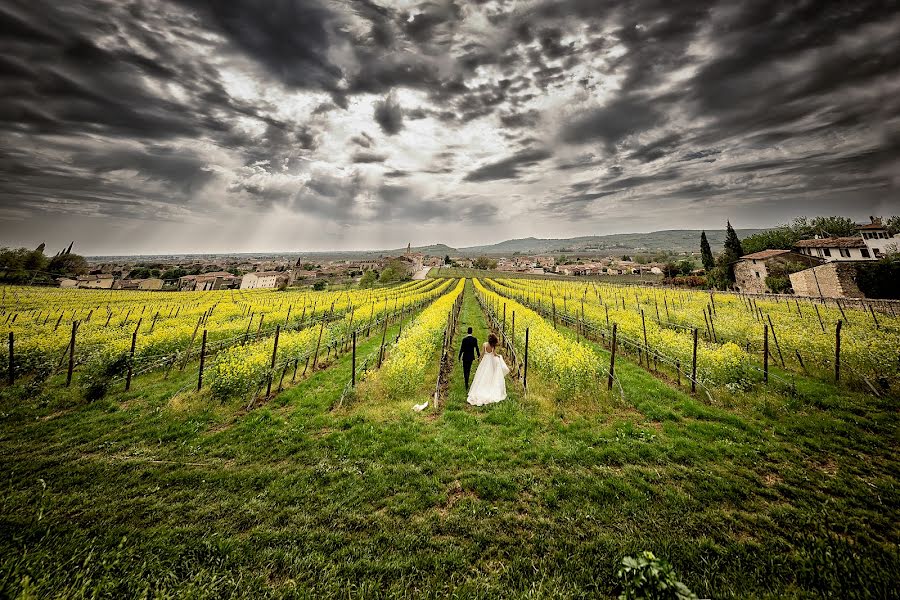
87 230 767 260
456 229 766 255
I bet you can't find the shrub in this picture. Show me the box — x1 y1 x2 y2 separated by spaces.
617 551 697 600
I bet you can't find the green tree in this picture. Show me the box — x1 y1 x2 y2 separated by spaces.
444 255 451 265
47 253 88 277
359 270 377 289
472 256 497 270
700 231 714 271
724 220 744 257
856 255 900 299
677 259 695 276
312 280 327 291
742 215 860 254
379 260 410 283
885 215 900 236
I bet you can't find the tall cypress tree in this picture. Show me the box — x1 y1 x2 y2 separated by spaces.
724 221 744 257
700 231 714 271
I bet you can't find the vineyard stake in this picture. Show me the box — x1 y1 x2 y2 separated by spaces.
835 320 842 382
351 332 357 387
763 323 769 384
868 304 880 329
766 315 785 367
377 315 388 368
607 323 617 391
313 322 325 371
66 321 78 387
266 325 281 397
197 330 207 391
641 310 649 369
7 331 13 386
523 327 529 393
795 350 808 374
255 314 265 342
125 326 137 391
691 328 698 394
179 317 202 371
814 304 825 332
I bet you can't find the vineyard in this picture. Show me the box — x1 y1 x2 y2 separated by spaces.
1 277 898 598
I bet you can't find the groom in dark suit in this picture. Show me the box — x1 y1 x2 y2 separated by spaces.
458 327 480 391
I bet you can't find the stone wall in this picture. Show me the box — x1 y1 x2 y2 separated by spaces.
790 262 865 299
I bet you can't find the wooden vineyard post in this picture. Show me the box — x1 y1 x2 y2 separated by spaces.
255 314 265 342
125 326 137 391
523 328 529 393
351 332 357 387
242 313 254 346
607 323 617 391
266 325 280 397
178 317 201 371
377 315 388 368
7 332 13 386
641 310 649 369
66 321 78 387
502 303 506 344
691 327 698 394
676 359 681 387
766 315 785 367
312 322 325 372
511 311 516 353
814 304 825 332
868 304 880 329
197 330 207 391
835 320 842 382
763 323 769 384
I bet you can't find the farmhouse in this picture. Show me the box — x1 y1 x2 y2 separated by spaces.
794 237 872 261
180 272 240 291
240 271 284 290
734 250 822 294
856 217 900 256
76 274 115 289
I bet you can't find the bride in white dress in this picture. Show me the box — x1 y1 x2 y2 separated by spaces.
467 333 510 406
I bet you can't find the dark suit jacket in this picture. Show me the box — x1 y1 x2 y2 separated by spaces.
459 334 480 362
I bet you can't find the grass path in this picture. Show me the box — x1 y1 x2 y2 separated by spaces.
443 279 524 412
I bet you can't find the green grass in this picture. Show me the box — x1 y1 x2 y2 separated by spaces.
1 281 898 598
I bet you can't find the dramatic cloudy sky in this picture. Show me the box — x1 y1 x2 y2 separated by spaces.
1 0 899 254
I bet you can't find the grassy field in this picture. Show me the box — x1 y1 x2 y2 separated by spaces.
1 281 898 598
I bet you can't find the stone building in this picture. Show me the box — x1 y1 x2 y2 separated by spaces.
734 250 822 294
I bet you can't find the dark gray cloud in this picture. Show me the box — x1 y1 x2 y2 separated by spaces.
560 96 664 149
374 93 404 135
464 148 553 182
1 0 899 253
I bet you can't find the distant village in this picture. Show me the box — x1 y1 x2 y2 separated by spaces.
10 216 899 300
61 243 676 293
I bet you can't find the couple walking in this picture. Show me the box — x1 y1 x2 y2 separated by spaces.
458 327 509 406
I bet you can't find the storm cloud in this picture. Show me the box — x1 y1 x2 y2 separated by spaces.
0 0 898 253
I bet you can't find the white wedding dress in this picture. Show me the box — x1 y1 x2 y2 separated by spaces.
467 346 510 406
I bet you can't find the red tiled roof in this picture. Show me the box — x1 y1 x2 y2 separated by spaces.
794 237 866 248
740 249 793 260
